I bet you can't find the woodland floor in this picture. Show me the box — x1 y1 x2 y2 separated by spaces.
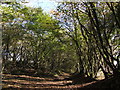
1 72 120 89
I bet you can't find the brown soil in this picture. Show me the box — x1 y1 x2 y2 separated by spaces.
81 76 120 89
2 73 120 89
2 73 96 89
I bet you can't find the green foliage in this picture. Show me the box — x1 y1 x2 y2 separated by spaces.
2 2 77 75
55 2 120 77
2 2 120 78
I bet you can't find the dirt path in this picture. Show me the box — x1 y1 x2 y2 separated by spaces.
2 73 96 89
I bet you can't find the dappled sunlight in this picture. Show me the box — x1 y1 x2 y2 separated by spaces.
3 74 53 81
1 1 120 89
2 73 97 89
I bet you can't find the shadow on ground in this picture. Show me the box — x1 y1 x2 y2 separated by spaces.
2 73 120 89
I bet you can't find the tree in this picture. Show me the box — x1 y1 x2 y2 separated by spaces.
1 1 78 75
54 2 120 78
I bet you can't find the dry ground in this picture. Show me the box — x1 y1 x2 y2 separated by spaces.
2 73 97 89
